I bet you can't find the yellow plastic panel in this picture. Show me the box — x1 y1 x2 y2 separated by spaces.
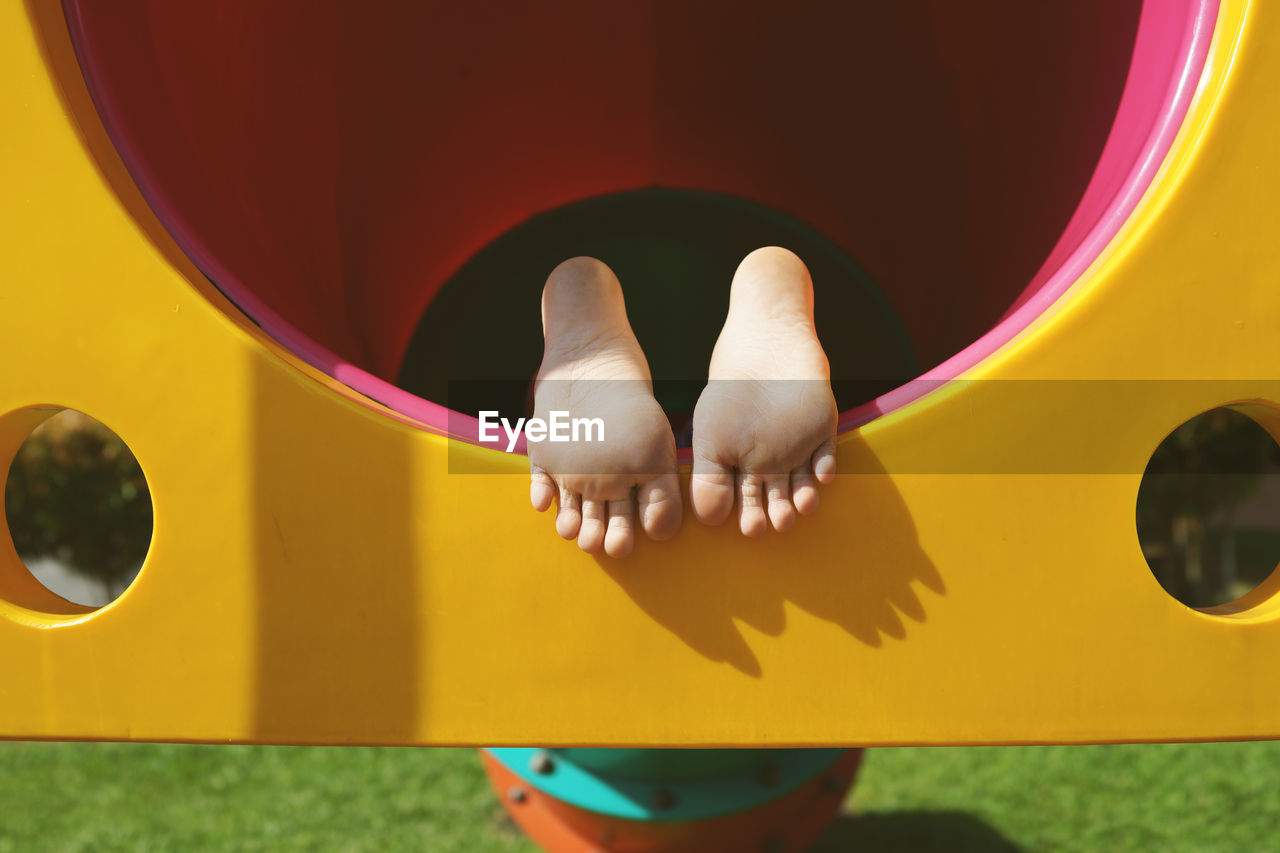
2 0 1279 747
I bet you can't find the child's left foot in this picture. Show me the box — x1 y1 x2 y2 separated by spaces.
690 247 839 536
529 257 682 558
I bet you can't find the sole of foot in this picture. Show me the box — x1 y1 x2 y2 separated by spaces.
529 257 682 558
690 247 838 536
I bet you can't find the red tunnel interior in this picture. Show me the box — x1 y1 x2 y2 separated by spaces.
64 1 1147 406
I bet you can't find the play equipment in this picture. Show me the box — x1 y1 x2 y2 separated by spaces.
480 748 863 853
4 0 1279 849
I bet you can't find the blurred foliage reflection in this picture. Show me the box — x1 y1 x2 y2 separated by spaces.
4 409 151 603
1137 407 1280 608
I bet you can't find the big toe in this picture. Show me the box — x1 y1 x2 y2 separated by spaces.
690 455 735 526
638 472 683 541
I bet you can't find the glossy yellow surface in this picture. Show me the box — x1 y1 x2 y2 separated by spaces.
2 0 1278 746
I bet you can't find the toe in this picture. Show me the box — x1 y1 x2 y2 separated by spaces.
765 477 795 532
691 455 735 526
791 466 820 515
812 439 838 484
638 471 683 541
555 488 582 539
530 465 556 512
737 473 768 537
577 499 607 553
604 494 636 558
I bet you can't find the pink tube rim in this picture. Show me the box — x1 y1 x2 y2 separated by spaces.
838 0 1220 430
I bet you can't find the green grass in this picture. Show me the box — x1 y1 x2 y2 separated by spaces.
3 741 1278 852
825 742 1280 852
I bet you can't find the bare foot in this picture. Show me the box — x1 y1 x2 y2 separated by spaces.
690 247 838 536
529 257 682 557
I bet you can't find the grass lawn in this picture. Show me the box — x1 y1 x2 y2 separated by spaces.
2 740 1277 852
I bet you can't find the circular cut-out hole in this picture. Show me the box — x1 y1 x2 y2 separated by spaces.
3 409 151 607
1137 407 1280 609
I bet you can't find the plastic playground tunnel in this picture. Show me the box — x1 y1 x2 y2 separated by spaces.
64 0 1195 427
28 4 1226 850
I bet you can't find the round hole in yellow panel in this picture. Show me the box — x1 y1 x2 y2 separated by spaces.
3 409 151 609
1137 406 1280 610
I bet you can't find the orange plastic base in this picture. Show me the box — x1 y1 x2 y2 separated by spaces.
480 748 863 853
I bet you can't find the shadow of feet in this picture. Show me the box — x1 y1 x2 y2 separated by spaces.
597 440 943 676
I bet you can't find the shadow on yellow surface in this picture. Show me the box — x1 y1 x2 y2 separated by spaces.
600 440 942 676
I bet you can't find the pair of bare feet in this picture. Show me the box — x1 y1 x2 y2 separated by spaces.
528 247 838 558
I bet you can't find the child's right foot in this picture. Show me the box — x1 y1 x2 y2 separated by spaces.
529 257 682 558
690 247 839 536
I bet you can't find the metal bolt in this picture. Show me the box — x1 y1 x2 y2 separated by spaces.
508 785 527 804
653 788 676 810
529 750 555 775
